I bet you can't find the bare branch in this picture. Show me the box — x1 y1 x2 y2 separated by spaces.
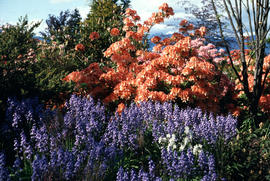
226 0 251 98
211 0 270 121
246 0 255 44
223 0 241 45
211 0 243 83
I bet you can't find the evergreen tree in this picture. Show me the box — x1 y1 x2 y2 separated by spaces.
0 16 40 62
41 9 82 50
81 0 130 65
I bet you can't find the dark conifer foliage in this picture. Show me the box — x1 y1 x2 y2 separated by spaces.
41 9 82 50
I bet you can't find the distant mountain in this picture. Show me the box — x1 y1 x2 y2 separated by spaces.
147 32 239 51
33 35 43 41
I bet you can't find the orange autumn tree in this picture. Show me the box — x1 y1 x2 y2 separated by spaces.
64 3 237 114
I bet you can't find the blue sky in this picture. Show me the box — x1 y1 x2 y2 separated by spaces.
0 0 194 35
0 0 90 34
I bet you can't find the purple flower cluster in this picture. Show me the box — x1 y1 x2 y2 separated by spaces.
31 155 48 180
0 152 10 181
64 95 107 141
6 97 49 159
4 95 238 180
6 97 43 129
198 151 217 181
136 102 237 145
161 148 195 179
103 103 146 149
5 95 114 180
116 160 162 181
192 113 238 144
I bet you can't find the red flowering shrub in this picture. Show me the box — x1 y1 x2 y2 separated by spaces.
75 43 85 52
64 3 236 114
110 28 120 36
63 62 112 99
89 32 100 41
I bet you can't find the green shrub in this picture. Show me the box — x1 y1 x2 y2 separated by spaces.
0 16 40 62
221 122 270 180
33 40 84 107
0 16 40 119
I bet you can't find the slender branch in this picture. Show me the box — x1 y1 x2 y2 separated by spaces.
223 0 241 45
259 0 265 28
226 0 250 97
235 0 240 20
211 0 242 83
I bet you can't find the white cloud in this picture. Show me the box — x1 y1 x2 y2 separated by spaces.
49 0 75 4
130 0 190 36
0 18 5 26
130 0 180 21
150 24 178 35
76 6 89 20
129 0 201 20
33 20 48 36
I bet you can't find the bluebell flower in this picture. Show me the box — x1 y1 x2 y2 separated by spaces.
20 131 32 159
34 125 49 153
31 154 48 180
5 95 236 180
64 151 75 180
0 152 10 181
148 159 156 179
116 167 129 181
